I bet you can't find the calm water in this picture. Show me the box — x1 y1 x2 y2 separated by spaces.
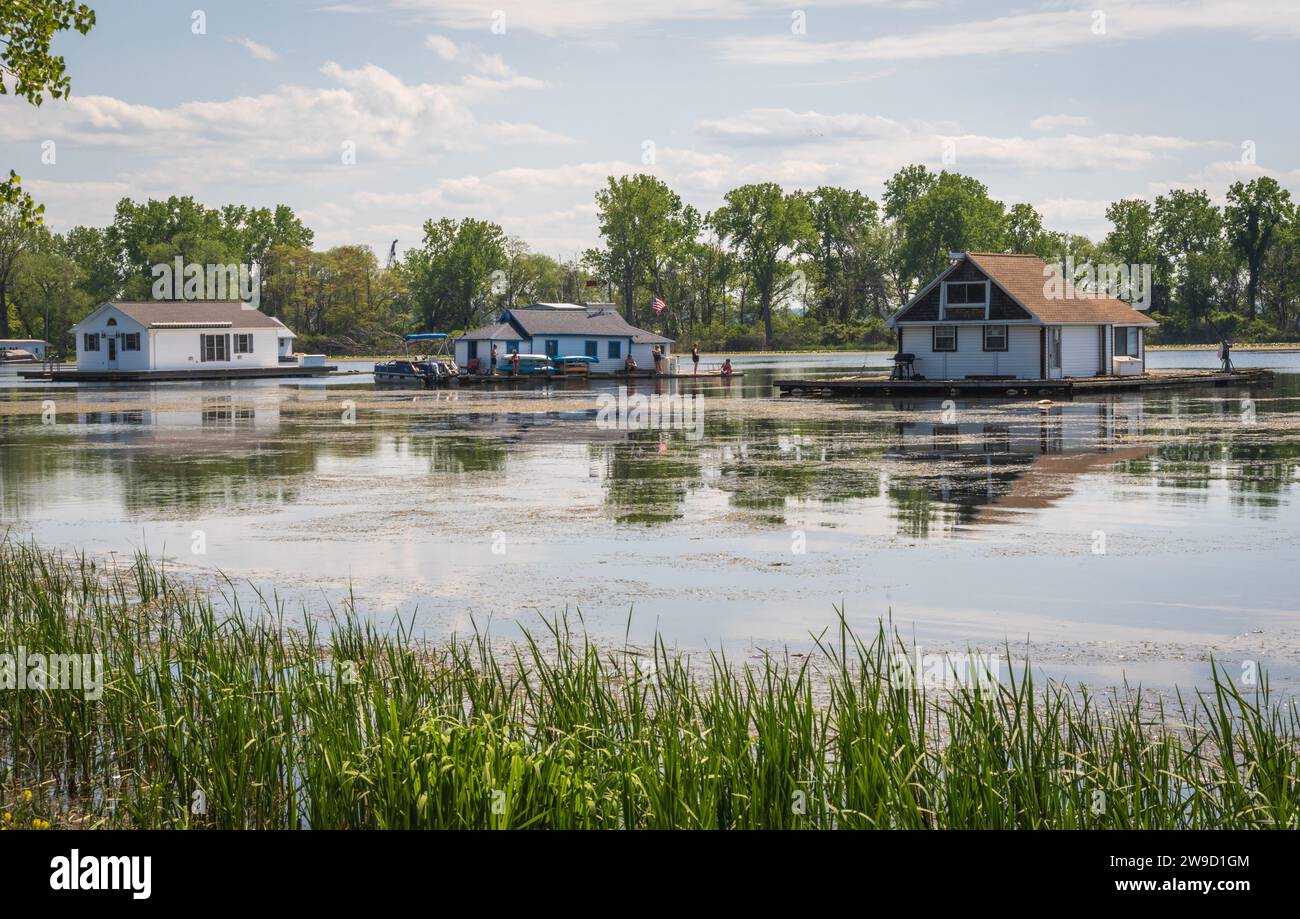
2 349 1299 691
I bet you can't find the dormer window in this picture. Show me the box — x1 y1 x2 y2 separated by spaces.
941 281 990 320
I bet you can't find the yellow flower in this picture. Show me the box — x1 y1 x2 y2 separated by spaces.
2 812 12 823
22 790 32 802
32 818 41 828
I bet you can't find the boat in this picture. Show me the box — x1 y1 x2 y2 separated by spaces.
374 333 458 387
553 355 597 377
496 353 554 376
0 348 38 366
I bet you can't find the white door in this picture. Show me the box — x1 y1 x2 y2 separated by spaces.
1046 327 1062 379
107 335 118 369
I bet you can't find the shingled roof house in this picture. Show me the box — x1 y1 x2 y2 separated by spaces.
70 301 297 372
454 303 673 373
887 252 1158 380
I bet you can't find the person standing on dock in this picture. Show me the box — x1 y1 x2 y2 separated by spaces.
1218 338 1234 372
490 344 498 376
653 345 664 375
692 343 700 375
510 351 519 376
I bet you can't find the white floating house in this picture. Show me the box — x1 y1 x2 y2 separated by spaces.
70 301 297 372
455 303 673 373
888 253 1158 380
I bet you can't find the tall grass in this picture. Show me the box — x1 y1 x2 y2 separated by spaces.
0 540 1296 829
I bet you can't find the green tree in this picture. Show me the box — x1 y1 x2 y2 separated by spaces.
1224 177 1293 317
887 169 1006 295
0 178 45 337
590 174 684 325
404 217 507 331
710 183 814 345
0 0 95 105
801 186 879 323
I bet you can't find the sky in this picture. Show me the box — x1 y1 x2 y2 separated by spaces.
2 0 1298 262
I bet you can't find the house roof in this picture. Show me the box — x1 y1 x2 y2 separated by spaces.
73 301 293 333
892 253 1158 327
461 305 673 344
459 321 524 341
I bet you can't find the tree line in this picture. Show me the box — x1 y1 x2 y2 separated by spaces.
3 167 1296 354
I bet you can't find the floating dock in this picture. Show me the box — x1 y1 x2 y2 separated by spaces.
775 368 1274 397
18 365 338 383
459 370 742 384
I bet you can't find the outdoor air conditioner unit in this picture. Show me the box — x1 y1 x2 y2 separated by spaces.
1112 356 1142 376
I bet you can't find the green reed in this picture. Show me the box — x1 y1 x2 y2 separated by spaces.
0 540 1296 829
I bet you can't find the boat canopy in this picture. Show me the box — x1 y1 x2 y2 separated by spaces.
404 333 449 341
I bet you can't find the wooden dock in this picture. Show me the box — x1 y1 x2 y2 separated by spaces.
460 370 742 384
18 365 338 383
774 368 1274 398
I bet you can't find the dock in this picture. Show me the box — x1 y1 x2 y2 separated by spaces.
774 368 1274 397
459 370 743 384
18 365 338 383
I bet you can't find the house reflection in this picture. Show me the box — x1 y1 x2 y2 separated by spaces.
886 395 1153 534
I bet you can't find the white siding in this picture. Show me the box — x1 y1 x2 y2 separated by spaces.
73 306 284 372
1060 324 1102 378
902 325 1040 380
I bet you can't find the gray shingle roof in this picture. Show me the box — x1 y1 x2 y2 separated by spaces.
459 321 524 341
80 301 290 331
505 306 673 343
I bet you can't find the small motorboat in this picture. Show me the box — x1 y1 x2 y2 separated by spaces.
374 333 458 387
0 348 38 366
496 354 554 376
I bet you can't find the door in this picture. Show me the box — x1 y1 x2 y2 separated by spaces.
107 336 118 369
1046 327 1062 379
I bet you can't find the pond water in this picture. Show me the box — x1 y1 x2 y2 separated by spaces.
2 349 1298 692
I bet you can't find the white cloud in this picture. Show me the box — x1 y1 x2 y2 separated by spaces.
718 0 1300 65
1031 114 1092 131
234 37 281 62
424 34 459 61
381 0 915 36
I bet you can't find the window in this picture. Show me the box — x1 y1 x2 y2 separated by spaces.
982 325 1008 351
122 333 141 352
584 340 598 358
945 282 987 305
506 341 519 354
200 334 230 362
234 333 254 354
106 317 117 326
1114 327 1140 357
608 341 621 359
467 341 479 360
544 339 558 357
933 325 957 352
83 333 100 352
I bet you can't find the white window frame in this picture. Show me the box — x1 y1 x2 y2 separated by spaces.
83 333 100 352
122 332 141 352
941 280 991 321
234 333 254 354
982 324 1008 352
933 325 958 352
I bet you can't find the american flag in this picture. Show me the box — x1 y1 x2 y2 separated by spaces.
652 296 668 315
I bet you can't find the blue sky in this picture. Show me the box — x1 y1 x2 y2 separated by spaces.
2 0 1297 259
